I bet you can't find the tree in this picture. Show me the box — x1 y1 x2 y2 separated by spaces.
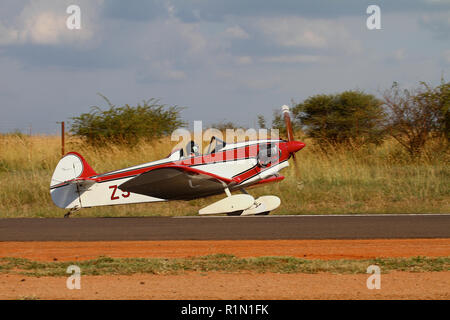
71 95 185 145
209 121 242 131
382 81 449 156
293 90 385 148
271 103 303 138
257 115 267 129
425 80 449 140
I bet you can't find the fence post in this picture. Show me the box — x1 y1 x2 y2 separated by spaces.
61 121 65 157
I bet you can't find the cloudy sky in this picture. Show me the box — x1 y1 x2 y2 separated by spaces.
0 0 449 133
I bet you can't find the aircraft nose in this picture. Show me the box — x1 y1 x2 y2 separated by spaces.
287 141 306 154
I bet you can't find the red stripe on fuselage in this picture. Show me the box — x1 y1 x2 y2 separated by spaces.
89 141 290 185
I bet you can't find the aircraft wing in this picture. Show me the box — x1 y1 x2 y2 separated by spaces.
118 165 236 200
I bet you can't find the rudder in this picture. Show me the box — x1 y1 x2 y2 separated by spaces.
50 152 97 209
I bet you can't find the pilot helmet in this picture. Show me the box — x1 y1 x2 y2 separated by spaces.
188 141 200 155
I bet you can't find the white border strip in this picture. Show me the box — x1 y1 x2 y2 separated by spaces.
174 213 450 218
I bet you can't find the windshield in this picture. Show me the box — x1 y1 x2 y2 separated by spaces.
205 136 226 154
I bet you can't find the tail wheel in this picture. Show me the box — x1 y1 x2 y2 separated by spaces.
226 210 244 216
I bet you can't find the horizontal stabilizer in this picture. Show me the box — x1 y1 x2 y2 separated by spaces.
65 178 97 189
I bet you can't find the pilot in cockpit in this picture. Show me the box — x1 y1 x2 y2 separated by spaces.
184 137 226 158
186 141 200 157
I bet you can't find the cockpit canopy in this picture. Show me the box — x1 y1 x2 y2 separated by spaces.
182 136 227 158
205 136 226 155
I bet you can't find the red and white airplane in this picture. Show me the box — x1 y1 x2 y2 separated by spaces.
50 106 305 217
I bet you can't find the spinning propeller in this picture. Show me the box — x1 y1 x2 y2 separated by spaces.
281 105 305 185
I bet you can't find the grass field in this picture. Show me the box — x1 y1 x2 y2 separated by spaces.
1 255 448 276
0 134 448 217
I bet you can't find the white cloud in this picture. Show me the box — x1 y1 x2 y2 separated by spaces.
424 0 450 4
21 11 71 44
224 25 250 39
254 16 361 54
134 17 215 81
393 49 406 61
235 56 252 65
420 11 450 39
0 22 19 45
260 54 324 64
257 18 326 48
0 0 101 46
178 22 207 55
443 50 450 64
240 75 281 91
143 59 186 81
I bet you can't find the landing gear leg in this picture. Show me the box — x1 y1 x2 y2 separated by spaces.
64 207 80 218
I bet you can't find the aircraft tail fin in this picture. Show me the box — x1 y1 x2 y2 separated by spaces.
51 152 97 187
50 152 98 209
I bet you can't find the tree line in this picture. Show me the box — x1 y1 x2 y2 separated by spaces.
269 80 449 156
70 94 185 146
71 80 449 157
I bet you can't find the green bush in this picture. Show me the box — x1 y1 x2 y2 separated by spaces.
293 90 385 148
70 95 185 145
383 80 449 156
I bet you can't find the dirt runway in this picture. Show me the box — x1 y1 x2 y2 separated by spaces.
1 272 449 300
1 216 449 300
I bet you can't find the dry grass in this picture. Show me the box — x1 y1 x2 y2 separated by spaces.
0 134 448 217
1 255 449 276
